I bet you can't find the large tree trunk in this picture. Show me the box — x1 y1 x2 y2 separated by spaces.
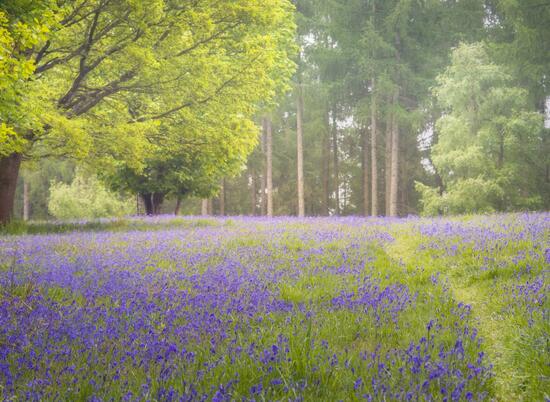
141 193 154 215
23 178 30 221
264 117 273 217
321 108 330 216
370 82 378 216
0 153 22 225
362 126 370 216
219 179 225 216
389 90 400 217
174 196 182 215
201 199 208 215
331 107 340 216
385 106 392 216
152 192 164 215
296 83 305 218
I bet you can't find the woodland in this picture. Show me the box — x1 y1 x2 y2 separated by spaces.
0 2 549 401
0 0 549 220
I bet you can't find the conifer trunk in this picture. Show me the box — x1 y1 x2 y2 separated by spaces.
389 90 399 217
219 179 225 216
331 107 340 215
260 127 267 216
385 107 393 216
370 81 378 216
296 83 305 218
250 173 257 216
321 109 330 216
362 126 369 216
23 178 30 221
264 117 273 217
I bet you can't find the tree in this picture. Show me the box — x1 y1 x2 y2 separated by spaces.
0 1 55 224
0 0 296 223
417 43 545 215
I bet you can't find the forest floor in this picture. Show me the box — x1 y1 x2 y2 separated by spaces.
0 213 548 400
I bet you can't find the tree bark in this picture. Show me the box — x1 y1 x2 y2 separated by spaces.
389 89 400 217
219 179 225 216
249 173 257 216
331 107 340 216
141 193 154 215
0 153 22 225
369 1 378 217
362 126 370 216
174 196 182 215
207 198 213 215
201 199 208 215
296 83 305 218
321 108 330 216
152 192 164 215
23 178 30 221
264 117 273 217
385 107 392 216
260 128 267 216
370 82 378 216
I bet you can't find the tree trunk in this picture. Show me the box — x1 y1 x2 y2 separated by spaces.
385 106 392 216
370 82 378 216
207 198 213 215
264 117 273 217
321 108 330 216
399 145 407 215
260 128 267 216
219 179 225 216
296 83 305 218
362 126 370 216
390 33 401 218
201 199 208 215
369 1 378 217
389 90 399 217
141 193 154 215
331 107 340 216
250 173 257 216
152 192 164 215
174 196 182 215
0 153 22 225
23 178 30 221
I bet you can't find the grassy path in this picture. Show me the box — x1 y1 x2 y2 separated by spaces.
384 224 548 401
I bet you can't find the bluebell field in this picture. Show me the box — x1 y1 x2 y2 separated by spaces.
0 213 548 401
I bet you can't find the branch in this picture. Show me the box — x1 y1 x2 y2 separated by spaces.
175 21 242 57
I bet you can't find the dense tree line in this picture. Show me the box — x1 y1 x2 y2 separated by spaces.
3 0 549 221
214 0 548 217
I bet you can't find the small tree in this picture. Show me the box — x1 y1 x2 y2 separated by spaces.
417 43 544 215
48 174 133 220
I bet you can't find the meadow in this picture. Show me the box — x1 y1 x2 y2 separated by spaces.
0 213 548 401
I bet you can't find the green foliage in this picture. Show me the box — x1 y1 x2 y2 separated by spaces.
48 173 134 219
1 0 296 219
418 43 545 215
0 2 56 155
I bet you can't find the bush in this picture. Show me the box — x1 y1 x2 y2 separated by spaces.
48 174 134 219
